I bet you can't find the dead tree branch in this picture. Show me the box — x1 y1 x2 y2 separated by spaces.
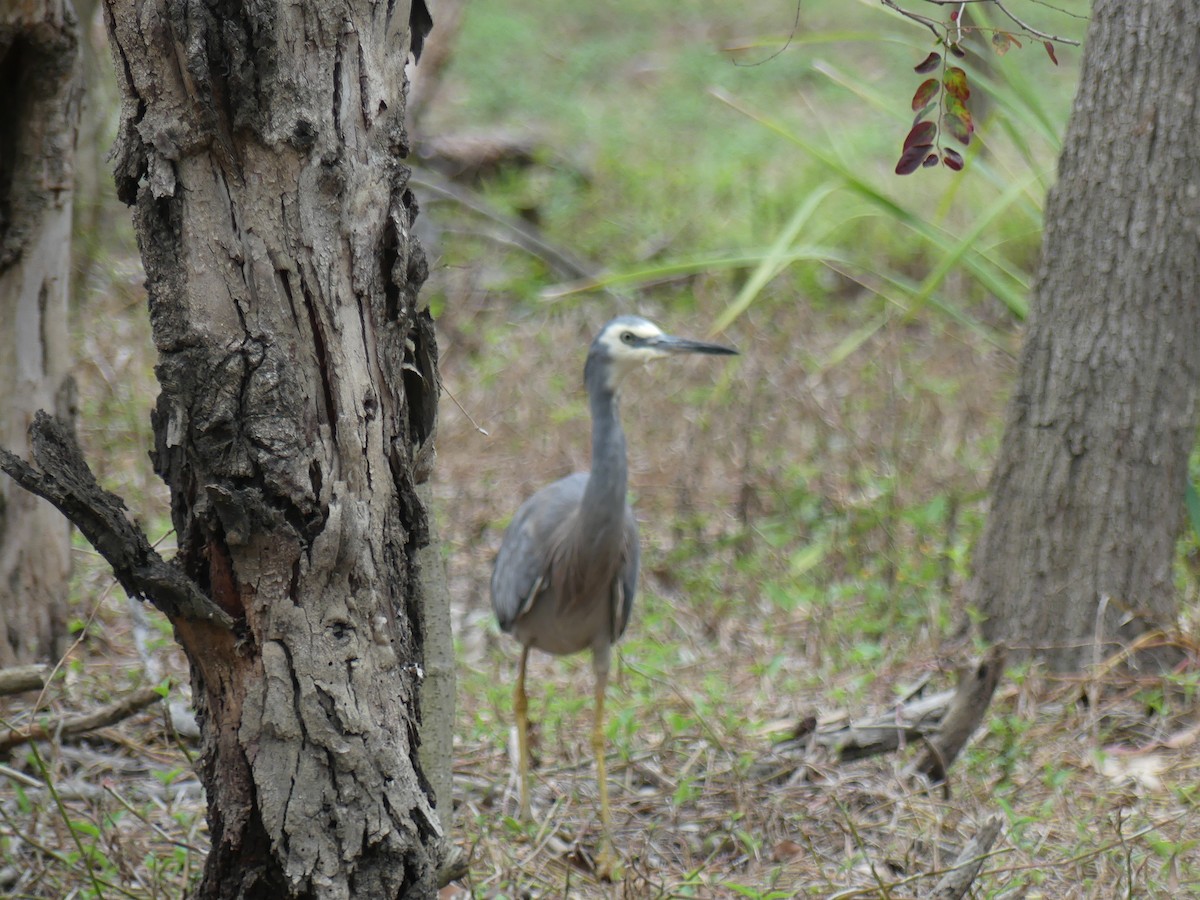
915 645 1006 781
0 686 163 752
0 412 232 627
753 648 1006 785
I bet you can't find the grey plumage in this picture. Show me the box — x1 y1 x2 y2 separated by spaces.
490 314 736 879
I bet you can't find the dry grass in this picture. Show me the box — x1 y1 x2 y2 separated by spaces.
432 285 1200 898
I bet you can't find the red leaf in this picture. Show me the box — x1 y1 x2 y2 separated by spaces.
895 144 928 175
942 148 964 171
948 43 967 59
903 120 937 151
912 78 940 111
1044 41 1059 65
949 7 959 21
944 67 970 101
914 52 941 74
922 153 939 168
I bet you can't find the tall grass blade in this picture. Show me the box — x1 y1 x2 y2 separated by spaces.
711 183 839 333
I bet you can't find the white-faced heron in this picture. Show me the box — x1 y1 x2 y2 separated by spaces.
490 315 737 878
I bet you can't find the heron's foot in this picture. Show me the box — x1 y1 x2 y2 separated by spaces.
593 841 623 882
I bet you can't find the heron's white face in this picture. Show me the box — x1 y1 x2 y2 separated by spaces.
596 317 671 370
587 315 736 394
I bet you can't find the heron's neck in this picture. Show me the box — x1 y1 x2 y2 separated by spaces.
582 384 628 534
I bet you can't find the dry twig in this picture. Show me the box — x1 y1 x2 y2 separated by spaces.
0 686 163 752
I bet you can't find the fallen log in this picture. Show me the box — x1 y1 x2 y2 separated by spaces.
0 665 49 696
926 816 1003 900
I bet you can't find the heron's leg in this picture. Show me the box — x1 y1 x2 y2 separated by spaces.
591 660 622 880
515 645 532 821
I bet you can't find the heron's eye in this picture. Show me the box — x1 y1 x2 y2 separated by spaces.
621 332 635 344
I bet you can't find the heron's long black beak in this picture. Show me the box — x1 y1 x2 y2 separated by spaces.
650 334 739 356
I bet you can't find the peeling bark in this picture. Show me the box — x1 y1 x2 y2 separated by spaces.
0 0 81 667
100 1 441 895
971 0 1200 672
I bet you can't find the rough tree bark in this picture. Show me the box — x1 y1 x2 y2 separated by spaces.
0 1 80 667
97 1 441 895
970 0 1200 672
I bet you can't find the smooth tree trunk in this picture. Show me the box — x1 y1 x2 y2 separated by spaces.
101 1 442 895
0 2 80 667
970 0 1200 672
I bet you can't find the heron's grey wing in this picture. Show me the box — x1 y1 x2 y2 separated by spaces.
491 473 589 631
612 505 640 641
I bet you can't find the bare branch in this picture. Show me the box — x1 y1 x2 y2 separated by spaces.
883 0 1084 47
0 412 233 628
880 0 943 39
0 686 163 752
992 0 1082 45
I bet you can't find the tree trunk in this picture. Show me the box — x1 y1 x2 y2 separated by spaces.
970 0 1200 672
101 1 442 895
0 1 80 667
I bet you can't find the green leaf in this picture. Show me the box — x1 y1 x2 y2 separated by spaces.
944 66 970 101
945 110 974 145
790 541 829 577
911 77 940 111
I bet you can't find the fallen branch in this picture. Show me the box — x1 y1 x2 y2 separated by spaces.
0 412 231 627
812 688 957 761
926 815 1003 900
0 665 49 696
754 648 1006 785
0 686 163 752
915 645 1006 781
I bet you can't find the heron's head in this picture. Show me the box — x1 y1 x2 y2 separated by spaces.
585 315 737 393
